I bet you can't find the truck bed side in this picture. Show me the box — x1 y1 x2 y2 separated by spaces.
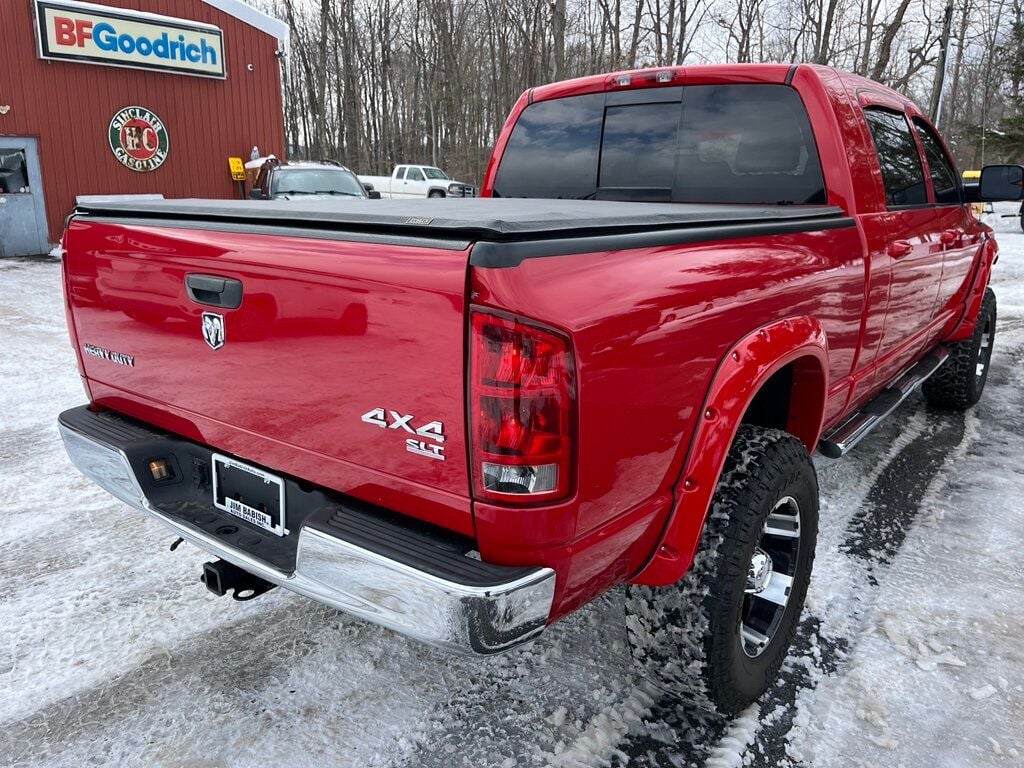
470 222 866 614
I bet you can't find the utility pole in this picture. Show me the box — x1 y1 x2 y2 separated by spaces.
929 1 955 121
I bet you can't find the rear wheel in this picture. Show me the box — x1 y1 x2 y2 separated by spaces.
923 287 996 410
625 426 818 714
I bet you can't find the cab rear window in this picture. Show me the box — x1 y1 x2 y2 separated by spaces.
492 84 827 205
491 93 604 200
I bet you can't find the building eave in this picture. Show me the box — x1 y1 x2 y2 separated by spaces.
201 0 289 50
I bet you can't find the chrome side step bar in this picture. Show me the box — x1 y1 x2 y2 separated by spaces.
818 347 949 459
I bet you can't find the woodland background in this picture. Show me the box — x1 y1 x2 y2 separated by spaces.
251 0 1024 185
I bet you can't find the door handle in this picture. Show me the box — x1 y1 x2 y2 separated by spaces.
185 273 243 309
888 240 913 258
939 229 961 245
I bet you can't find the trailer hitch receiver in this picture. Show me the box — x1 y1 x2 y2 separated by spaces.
201 559 276 601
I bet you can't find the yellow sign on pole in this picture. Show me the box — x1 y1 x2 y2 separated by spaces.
228 156 246 181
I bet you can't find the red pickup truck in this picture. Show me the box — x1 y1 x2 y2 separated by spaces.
59 64 1023 714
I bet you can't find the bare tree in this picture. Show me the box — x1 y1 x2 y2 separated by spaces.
259 0 1020 179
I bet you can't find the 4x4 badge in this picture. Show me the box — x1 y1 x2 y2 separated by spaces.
202 312 225 350
361 408 446 461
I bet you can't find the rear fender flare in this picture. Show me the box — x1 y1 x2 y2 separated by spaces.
632 315 828 587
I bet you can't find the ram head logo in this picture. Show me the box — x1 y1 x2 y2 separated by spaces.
202 312 226 350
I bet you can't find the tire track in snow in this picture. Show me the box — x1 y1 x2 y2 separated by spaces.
603 616 847 768
840 411 967 571
1 594 472 768
748 407 981 767
1 599 323 767
387 592 656 768
779 322 1024 764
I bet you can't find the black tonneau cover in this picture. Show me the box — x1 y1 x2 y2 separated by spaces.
75 197 846 242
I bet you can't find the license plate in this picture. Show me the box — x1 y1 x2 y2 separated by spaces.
211 453 286 537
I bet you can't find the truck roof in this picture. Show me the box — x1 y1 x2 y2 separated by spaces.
529 63 796 103
75 197 846 243
282 161 355 172
526 63 917 115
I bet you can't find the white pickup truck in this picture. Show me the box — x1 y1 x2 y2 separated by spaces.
358 164 476 198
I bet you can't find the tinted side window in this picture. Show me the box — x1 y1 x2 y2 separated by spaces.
863 109 927 206
674 85 826 205
395 166 406 179
600 102 680 191
492 93 605 199
913 119 961 205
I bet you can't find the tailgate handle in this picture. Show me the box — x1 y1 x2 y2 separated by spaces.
185 274 243 309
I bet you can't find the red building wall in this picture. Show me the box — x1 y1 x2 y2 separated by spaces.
0 0 286 243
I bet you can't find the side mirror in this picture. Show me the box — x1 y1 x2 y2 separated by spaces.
979 165 1024 201
249 188 265 200
368 190 382 200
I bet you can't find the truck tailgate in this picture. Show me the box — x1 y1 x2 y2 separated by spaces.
63 216 474 534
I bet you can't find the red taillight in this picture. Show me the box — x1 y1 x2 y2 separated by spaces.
470 311 576 503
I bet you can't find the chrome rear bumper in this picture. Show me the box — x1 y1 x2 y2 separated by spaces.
58 408 555 655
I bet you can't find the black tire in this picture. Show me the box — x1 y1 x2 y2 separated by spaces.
625 425 819 714
428 190 445 198
923 287 996 410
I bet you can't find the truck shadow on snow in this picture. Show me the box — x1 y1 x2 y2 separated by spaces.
840 408 966 574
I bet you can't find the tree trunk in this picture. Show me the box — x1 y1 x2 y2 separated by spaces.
551 0 566 79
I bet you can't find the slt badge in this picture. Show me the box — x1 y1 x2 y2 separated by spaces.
202 312 225 350
361 408 446 461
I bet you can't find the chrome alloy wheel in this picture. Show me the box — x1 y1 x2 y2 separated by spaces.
740 495 801 658
976 316 993 382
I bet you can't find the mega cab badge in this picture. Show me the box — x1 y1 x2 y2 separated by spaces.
108 106 169 172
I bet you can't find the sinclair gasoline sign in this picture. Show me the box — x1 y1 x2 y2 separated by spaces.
34 0 226 79
109 106 169 172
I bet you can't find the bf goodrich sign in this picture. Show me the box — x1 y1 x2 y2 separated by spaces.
34 0 226 79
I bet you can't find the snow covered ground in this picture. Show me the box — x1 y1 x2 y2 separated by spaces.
784 207 1024 767
1 206 1022 767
